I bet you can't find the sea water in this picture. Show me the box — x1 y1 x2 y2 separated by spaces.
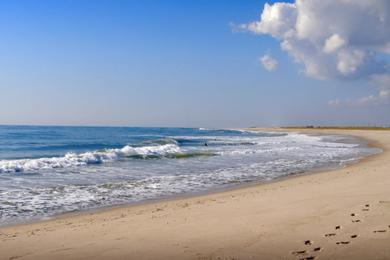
0 125 380 225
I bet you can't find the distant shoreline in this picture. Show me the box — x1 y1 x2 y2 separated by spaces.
282 126 390 130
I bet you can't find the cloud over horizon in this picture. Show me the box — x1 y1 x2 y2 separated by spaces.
239 0 390 106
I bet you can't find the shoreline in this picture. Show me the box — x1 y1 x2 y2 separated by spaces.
1 128 390 259
0 130 377 229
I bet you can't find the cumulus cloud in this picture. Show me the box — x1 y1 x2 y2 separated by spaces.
260 54 278 71
238 0 390 106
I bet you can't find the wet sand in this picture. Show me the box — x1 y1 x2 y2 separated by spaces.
0 128 389 260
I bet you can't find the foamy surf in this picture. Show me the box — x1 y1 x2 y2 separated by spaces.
0 126 381 225
0 143 184 173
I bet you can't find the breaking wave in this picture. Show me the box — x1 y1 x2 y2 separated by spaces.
0 142 213 173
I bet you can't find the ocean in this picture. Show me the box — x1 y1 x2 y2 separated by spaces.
0 125 380 225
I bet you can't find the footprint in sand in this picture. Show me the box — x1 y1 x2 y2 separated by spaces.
351 213 356 217
325 233 336 237
336 241 350 245
335 225 341 230
373 230 387 233
351 235 358 238
352 219 361 223
292 246 320 258
294 244 322 259
292 250 306 256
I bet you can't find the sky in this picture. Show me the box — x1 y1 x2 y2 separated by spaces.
0 0 389 128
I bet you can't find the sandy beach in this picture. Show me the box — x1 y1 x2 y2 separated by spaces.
0 128 389 260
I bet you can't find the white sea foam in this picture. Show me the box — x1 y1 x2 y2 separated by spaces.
0 133 363 174
0 144 182 173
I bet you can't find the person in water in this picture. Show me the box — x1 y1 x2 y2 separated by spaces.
204 142 208 146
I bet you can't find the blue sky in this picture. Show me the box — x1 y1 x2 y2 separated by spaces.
0 0 389 127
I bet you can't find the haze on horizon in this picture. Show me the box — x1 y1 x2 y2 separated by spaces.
1 0 389 128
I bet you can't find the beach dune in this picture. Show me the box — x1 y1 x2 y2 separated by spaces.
1 129 390 260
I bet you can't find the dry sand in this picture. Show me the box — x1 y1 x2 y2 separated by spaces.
1 128 390 260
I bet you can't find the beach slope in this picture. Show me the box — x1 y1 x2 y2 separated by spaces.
1 129 390 260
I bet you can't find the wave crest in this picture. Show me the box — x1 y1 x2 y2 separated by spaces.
0 143 182 173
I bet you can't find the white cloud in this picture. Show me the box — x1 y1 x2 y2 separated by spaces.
247 2 297 38
240 0 390 80
239 0 390 106
379 89 389 99
323 34 346 54
260 54 278 71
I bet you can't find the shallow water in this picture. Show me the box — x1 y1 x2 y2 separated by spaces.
0 126 380 225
